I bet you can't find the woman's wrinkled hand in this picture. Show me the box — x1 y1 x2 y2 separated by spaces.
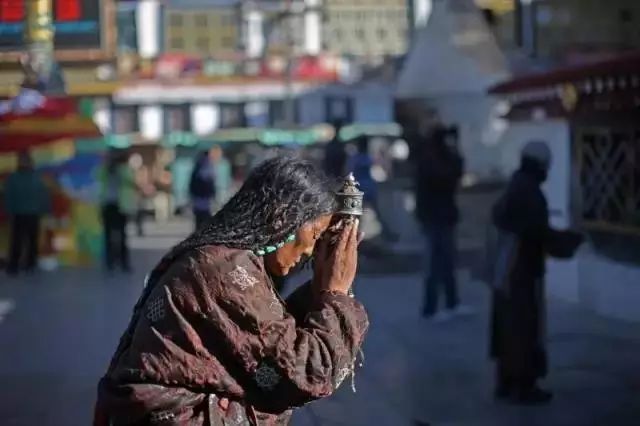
313 219 359 296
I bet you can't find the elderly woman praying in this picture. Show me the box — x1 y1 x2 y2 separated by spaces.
94 156 368 426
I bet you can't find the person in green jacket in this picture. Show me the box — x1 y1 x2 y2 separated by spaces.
4 152 50 276
98 150 137 273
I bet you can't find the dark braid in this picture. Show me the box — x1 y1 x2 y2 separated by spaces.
105 155 337 374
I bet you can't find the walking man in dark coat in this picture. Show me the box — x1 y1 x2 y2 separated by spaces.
489 141 582 404
415 126 470 321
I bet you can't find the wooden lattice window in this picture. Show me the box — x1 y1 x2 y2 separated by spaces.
577 127 640 234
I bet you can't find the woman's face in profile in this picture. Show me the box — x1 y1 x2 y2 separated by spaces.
264 214 333 277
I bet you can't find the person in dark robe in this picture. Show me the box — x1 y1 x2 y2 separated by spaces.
489 141 583 405
94 156 368 425
415 126 469 320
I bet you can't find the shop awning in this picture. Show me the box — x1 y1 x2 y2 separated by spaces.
488 51 640 120
489 51 640 95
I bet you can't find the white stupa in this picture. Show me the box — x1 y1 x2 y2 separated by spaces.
397 0 511 180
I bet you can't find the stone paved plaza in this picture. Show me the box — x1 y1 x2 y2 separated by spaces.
1 199 639 425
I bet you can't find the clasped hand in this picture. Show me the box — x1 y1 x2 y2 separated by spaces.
312 219 360 296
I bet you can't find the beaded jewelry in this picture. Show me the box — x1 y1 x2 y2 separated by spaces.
255 234 296 256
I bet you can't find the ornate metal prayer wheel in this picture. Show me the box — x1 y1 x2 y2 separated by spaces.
335 173 364 216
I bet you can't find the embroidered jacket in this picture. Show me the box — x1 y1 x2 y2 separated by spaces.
95 245 369 425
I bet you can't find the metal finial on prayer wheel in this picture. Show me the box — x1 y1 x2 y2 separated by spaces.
335 173 364 216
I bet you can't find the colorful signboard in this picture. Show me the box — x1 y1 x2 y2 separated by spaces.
0 0 114 61
0 0 100 49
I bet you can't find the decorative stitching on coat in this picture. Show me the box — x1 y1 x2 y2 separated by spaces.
228 265 259 291
150 410 175 423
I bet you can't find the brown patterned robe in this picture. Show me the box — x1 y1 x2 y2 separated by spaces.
95 246 369 425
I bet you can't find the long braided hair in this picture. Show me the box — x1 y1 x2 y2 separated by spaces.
174 154 338 254
105 155 337 374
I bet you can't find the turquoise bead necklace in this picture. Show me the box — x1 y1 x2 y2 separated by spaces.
255 234 296 256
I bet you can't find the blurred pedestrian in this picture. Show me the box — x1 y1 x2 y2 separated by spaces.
4 151 50 276
151 152 172 222
323 120 347 178
98 150 136 273
171 151 193 217
210 145 232 212
189 151 216 231
349 136 397 242
488 141 583 405
130 154 153 237
415 126 469 321
94 157 368 425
